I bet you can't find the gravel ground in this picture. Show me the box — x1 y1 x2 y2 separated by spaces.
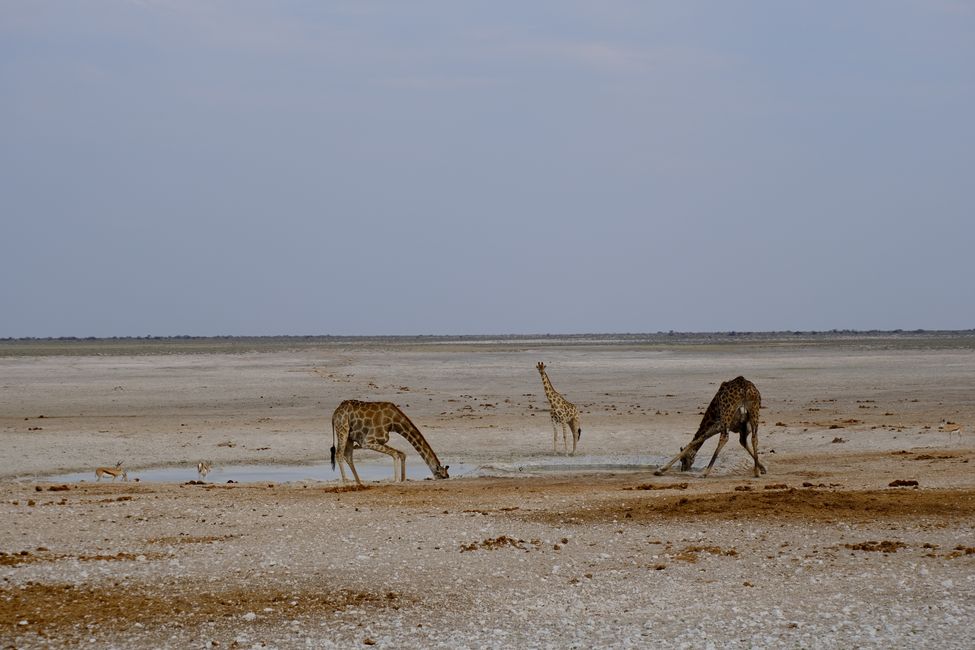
2 469 973 649
1 336 973 648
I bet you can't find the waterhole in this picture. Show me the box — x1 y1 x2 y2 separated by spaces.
42 461 474 485
39 454 672 484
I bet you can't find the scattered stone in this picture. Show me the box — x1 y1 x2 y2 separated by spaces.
672 545 738 563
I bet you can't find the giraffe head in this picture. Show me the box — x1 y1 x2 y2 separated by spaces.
536 361 546 375
433 464 450 479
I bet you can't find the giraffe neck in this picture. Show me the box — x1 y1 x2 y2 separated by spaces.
392 410 444 475
539 371 561 406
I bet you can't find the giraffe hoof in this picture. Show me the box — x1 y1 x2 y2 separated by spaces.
653 470 664 476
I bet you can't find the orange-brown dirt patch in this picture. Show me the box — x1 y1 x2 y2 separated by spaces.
0 583 402 642
513 487 975 526
843 540 909 553
0 550 169 567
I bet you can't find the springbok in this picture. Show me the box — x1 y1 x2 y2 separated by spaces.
95 461 128 482
197 460 212 479
940 419 963 439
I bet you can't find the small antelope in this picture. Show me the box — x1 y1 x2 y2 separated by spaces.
940 419 962 439
95 461 128 482
197 460 212 479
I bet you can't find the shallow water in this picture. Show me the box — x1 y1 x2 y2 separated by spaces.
42 461 471 485
39 454 671 484
477 454 670 476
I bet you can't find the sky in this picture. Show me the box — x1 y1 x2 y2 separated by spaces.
1 1 973 337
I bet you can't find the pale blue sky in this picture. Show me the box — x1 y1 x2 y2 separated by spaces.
2 1 973 337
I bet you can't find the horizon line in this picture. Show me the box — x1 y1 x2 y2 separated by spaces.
3 329 975 343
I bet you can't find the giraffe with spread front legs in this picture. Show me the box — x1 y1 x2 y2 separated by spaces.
330 400 449 486
536 362 582 455
655 376 766 478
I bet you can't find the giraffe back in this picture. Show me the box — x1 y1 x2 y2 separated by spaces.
697 376 761 436
334 399 399 445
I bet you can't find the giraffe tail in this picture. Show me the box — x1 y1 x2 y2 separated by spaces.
330 419 337 471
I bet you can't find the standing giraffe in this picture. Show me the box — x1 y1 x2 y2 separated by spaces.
655 376 766 478
536 362 582 455
330 400 449 486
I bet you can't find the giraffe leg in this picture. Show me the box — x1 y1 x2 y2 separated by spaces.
701 431 730 478
739 427 766 476
335 446 348 483
551 418 560 454
365 441 407 482
343 444 364 486
334 426 350 483
561 422 570 455
753 425 766 475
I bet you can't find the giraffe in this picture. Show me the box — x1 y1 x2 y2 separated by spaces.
330 400 449 486
536 362 582 455
655 376 766 478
